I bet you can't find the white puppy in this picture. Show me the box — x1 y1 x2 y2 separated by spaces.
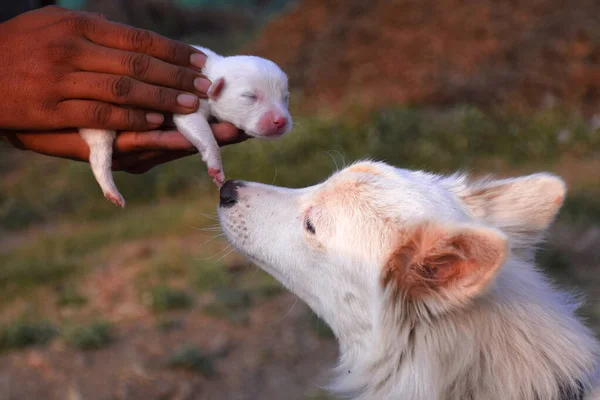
218 161 600 400
80 46 292 207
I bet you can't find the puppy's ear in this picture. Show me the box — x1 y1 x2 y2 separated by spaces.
208 77 225 100
384 222 507 303
457 173 565 251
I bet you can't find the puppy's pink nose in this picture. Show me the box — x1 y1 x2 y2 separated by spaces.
273 116 287 128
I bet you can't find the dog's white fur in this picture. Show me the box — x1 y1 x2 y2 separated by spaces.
218 160 600 400
80 46 292 207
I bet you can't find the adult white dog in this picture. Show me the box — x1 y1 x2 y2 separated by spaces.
218 160 600 400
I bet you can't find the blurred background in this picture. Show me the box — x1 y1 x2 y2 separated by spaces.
1 0 600 399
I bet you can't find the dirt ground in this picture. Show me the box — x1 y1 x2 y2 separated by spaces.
250 0 600 115
0 292 337 400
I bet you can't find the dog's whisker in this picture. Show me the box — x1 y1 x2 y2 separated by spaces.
271 162 279 185
247 264 261 279
188 222 221 230
199 213 220 221
213 247 236 263
265 297 298 326
196 244 232 261
331 149 347 168
197 233 225 250
324 150 340 172
192 227 223 232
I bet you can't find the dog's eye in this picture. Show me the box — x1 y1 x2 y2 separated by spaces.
305 217 316 234
241 93 257 101
283 93 289 103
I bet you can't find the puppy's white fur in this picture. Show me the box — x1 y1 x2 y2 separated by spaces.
218 161 600 400
80 46 292 207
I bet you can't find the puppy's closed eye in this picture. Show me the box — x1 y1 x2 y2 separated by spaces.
241 92 257 101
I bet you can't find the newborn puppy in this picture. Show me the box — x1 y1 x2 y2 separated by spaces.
80 46 292 207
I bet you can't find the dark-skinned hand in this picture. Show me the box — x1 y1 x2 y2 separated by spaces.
0 5 211 131
1 126 249 174
0 5 248 173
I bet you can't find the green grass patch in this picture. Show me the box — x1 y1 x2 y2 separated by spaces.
55 283 87 308
368 106 598 172
204 288 252 324
0 319 57 351
237 269 285 299
145 286 193 313
167 344 216 377
193 261 232 292
3 105 598 233
2 105 599 305
155 318 185 332
62 320 113 350
0 197 217 299
146 246 191 281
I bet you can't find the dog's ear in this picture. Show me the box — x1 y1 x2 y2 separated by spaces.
384 222 508 302
458 173 566 251
208 77 225 100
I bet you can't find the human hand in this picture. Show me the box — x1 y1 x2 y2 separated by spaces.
1 123 248 174
0 6 211 132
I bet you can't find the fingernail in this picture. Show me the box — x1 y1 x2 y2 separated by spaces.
177 93 198 108
194 77 211 94
146 113 164 125
190 53 207 69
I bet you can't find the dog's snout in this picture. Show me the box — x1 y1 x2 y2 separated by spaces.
219 180 243 208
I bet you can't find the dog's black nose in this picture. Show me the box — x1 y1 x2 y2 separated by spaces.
219 180 242 208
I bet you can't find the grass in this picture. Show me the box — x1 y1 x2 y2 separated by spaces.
4 105 597 233
55 283 87 308
0 196 217 300
238 271 285 299
200 269 286 323
204 288 253 324
155 318 185 332
62 320 113 350
1 104 599 312
167 344 216 377
0 319 57 351
193 261 233 292
144 286 193 313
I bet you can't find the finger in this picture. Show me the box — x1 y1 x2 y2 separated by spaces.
64 71 200 114
77 10 108 20
5 130 197 169
114 130 196 153
41 5 73 14
81 18 206 69
2 133 27 150
9 131 89 161
72 44 210 98
211 123 250 147
115 150 196 174
56 100 164 131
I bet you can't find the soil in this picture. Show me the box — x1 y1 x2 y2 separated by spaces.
250 0 600 115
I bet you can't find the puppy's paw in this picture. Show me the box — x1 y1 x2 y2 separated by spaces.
105 192 126 208
208 168 225 188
